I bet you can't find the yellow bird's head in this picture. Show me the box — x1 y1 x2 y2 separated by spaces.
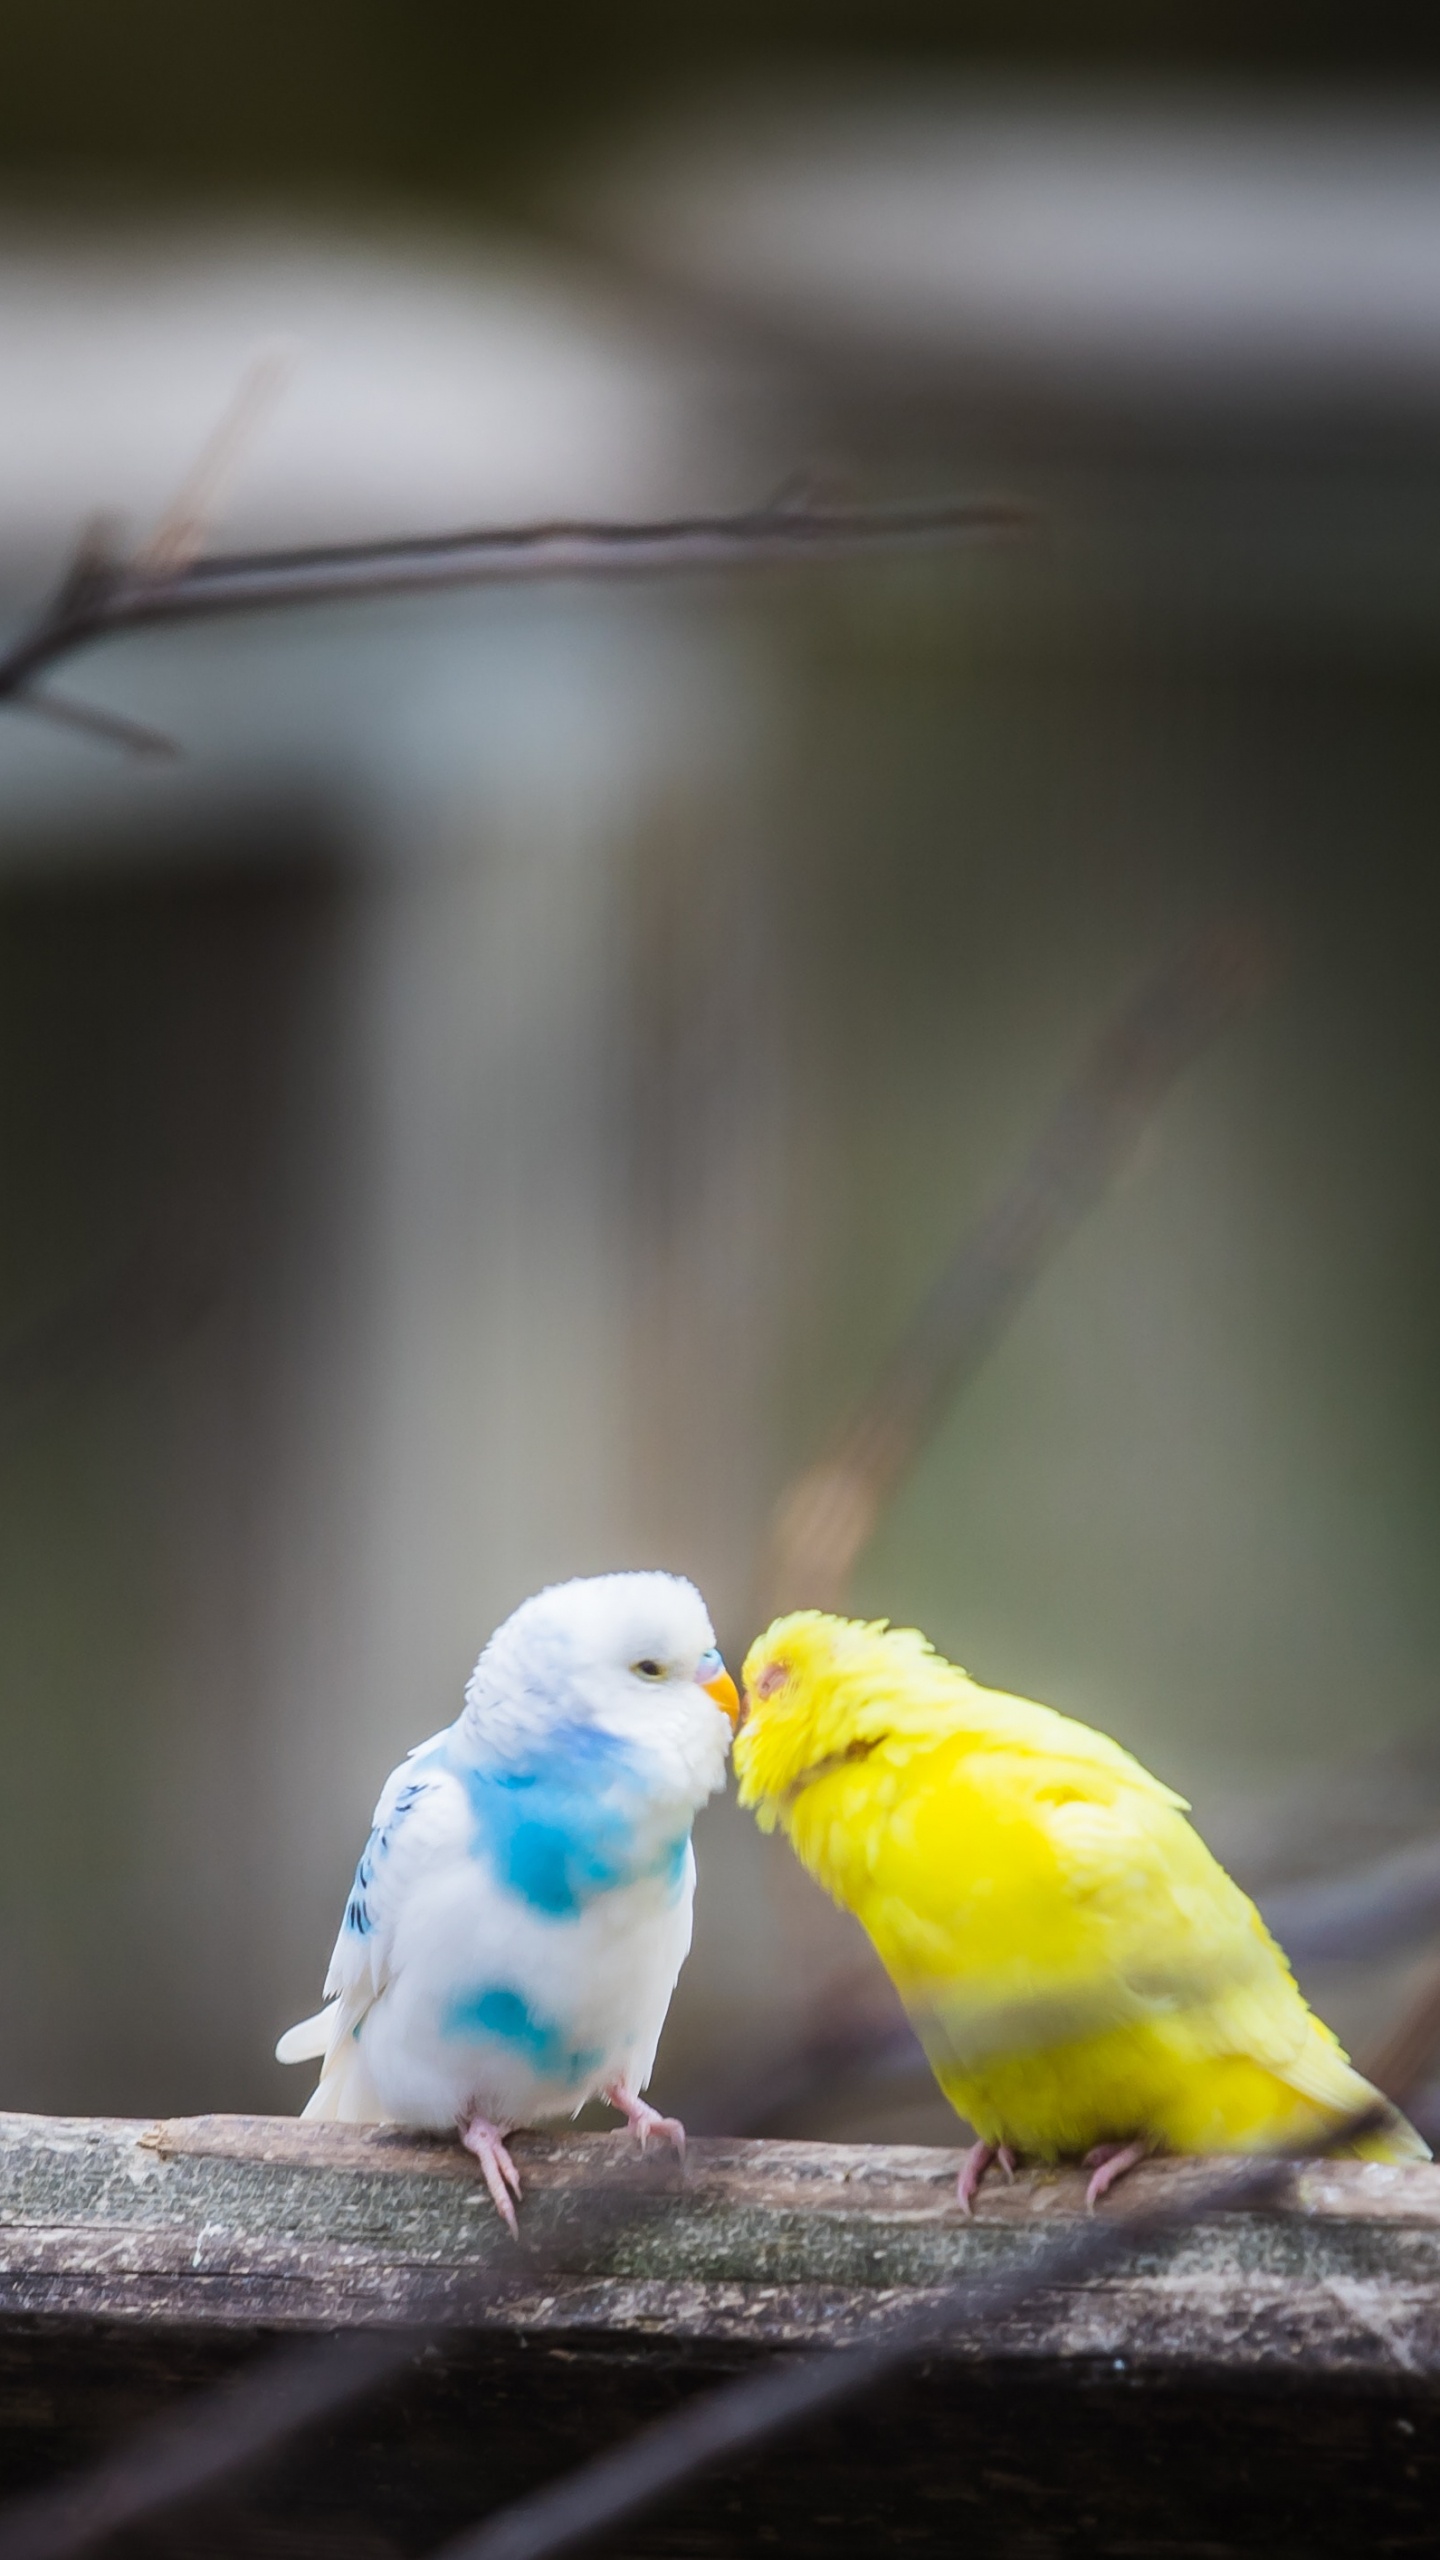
736 1608 957 1828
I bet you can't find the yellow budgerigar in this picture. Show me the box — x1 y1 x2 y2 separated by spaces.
736 1611 1427 2208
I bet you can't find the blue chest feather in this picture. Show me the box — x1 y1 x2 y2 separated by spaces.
460 1724 689 1918
440 1983 603 2082
343 1724 691 1941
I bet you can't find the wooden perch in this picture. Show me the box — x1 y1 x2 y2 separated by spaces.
3 2112 1440 2556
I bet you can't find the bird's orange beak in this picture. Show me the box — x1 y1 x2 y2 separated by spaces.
698 1654 741 1723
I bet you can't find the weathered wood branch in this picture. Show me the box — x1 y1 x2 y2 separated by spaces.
2 2109 1438 2369
4 2113 1440 2558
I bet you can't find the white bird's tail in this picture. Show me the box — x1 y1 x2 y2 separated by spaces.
275 2008 332 2065
275 1997 388 2121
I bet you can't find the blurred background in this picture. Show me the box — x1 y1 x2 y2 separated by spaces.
5 1 1440 2150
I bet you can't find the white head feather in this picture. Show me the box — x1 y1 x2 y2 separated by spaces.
460 1571 731 1799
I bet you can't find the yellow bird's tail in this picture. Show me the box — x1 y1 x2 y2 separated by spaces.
1149 2010 1429 2164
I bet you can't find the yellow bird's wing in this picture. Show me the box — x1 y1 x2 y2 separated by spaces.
1045 1790 1406 2112
848 1736 1347 2107
946 1682 1191 1810
854 1648 1193 1811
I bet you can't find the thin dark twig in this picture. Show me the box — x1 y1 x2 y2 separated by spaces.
135 344 295 581
4 687 178 758
1361 1954 1440 2109
430 2107 1388 2560
762 918 1269 1616
1258 1831 1440 1967
0 497 1029 738
1266 1846 1440 2115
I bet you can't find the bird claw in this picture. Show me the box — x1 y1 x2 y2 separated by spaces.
956 2140 1020 2213
605 2086 686 2162
1083 2139 1150 2212
956 2139 997 2214
459 2114 523 2236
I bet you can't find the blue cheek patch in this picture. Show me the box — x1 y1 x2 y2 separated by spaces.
442 1983 604 2084
458 1726 690 1917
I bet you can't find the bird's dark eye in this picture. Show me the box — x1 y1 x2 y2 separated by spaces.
632 1658 664 1680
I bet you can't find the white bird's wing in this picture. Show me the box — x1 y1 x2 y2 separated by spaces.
276 1729 462 2109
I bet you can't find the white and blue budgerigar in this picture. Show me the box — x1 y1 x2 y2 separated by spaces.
277 1571 738 2229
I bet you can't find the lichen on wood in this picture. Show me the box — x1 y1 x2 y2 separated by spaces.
1 2110 1439 2375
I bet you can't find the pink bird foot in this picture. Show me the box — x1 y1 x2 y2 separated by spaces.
604 2084 686 2162
1083 2138 1150 2211
956 2139 1017 2214
459 2113 524 2236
